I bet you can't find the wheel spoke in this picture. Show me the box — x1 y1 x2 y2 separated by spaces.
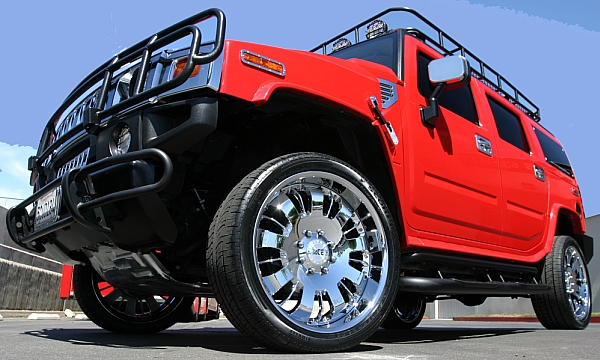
327 284 349 314
103 288 123 305
144 296 161 312
263 265 295 295
328 255 365 285
125 298 137 316
290 284 317 323
258 230 286 249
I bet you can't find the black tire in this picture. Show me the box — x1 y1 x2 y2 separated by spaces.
207 152 400 352
531 235 592 329
381 293 425 330
73 264 193 333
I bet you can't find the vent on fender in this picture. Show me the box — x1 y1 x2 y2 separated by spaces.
379 79 397 109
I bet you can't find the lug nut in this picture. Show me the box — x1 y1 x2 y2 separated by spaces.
297 256 305 264
295 241 304 249
330 256 337 263
303 230 313 238
327 241 335 248
307 267 315 275
321 267 329 275
317 229 325 237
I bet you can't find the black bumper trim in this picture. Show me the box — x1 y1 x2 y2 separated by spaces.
7 148 173 250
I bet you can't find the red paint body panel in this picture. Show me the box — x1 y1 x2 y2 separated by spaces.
214 35 587 265
219 40 395 118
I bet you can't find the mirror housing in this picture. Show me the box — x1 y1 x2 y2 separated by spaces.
428 55 470 88
421 55 471 128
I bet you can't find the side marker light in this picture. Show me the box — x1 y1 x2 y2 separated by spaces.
241 50 286 76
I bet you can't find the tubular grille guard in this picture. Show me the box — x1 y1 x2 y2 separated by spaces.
310 7 541 122
7 148 173 247
36 8 226 167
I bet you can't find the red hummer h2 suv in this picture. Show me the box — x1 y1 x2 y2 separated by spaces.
7 7 593 352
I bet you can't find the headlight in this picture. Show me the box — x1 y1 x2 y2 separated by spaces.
111 124 132 155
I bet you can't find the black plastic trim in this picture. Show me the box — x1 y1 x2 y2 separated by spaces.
398 276 551 296
578 234 594 264
6 148 173 249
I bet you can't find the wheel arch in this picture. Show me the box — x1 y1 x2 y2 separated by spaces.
551 206 591 263
214 90 403 239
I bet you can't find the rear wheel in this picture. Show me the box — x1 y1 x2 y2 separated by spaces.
73 264 193 333
531 235 591 329
381 293 425 330
207 152 400 352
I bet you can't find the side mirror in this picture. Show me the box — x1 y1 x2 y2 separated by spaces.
428 55 470 88
421 55 471 128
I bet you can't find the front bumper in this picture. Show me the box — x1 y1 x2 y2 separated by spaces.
6 148 177 263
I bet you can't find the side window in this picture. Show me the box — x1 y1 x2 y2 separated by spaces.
417 53 479 124
488 97 529 153
533 127 573 177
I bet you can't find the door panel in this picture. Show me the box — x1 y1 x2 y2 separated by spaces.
484 92 548 248
402 37 502 246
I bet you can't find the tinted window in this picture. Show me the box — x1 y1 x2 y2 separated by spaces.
488 97 529 153
534 127 573 176
331 34 398 74
417 53 478 124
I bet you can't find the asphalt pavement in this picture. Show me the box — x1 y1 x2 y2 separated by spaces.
0 317 597 359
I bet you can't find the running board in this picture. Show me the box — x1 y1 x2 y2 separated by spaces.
398 276 551 296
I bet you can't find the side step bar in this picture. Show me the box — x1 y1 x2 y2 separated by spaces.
398 276 551 296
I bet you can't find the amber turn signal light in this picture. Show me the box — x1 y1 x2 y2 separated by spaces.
241 50 286 76
173 57 201 79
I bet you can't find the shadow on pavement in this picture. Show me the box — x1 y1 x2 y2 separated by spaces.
22 319 534 354
22 323 382 354
368 326 535 345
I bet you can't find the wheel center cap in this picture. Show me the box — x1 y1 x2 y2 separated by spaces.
306 238 329 265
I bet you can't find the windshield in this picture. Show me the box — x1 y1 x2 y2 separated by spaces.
330 33 399 76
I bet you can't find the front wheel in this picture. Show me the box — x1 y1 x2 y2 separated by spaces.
207 153 400 352
531 235 592 329
72 265 193 333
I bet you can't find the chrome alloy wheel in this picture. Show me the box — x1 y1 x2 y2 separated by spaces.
253 171 389 333
564 245 590 321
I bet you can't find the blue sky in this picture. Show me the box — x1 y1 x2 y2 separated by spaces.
0 0 598 216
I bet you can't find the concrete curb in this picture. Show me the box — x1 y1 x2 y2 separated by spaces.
0 310 86 319
453 316 600 323
28 313 61 320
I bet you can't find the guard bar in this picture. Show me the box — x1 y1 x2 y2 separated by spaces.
36 8 226 166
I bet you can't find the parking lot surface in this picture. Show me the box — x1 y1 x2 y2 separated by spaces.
0 318 597 359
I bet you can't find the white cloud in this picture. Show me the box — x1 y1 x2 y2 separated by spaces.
0 142 36 207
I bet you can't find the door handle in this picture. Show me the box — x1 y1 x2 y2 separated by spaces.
475 135 492 156
534 165 546 182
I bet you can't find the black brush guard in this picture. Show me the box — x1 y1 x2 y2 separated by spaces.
7 149 174 253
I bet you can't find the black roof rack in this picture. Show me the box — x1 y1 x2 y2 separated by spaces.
310 7 541 122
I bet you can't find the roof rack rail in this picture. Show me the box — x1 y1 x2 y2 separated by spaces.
310 7 541 122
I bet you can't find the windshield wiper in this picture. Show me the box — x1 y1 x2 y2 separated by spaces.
548 160 573 176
